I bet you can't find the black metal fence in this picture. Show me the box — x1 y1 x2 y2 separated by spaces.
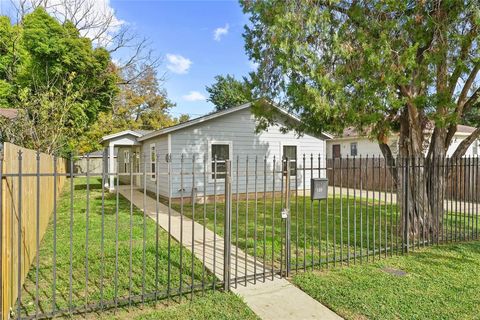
2 151 479 319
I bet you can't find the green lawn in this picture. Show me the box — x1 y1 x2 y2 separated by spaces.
19 178 216 318
88 292 259 320
292 241 480 320
173 194 478 271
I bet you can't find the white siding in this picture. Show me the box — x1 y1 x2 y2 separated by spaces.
327 134 480 158
140 135 169 196
447 135 479 157
141 108 326 198
326 137 397 158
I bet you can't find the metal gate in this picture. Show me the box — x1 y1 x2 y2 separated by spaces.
222 156 321 289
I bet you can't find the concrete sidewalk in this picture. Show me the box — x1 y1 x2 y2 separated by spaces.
118 186 342 320
328 186 478 215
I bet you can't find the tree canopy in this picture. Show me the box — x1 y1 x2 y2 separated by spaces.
77 63 188 153
206 74 252 111
0 8 118 155
0 7 185 155
242 0 480 161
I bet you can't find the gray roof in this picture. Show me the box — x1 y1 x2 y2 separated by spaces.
132 129 154 136
138 102 333 141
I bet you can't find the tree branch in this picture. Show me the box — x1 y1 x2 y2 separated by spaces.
451 127 480 159
448 26 478 97
446 85 480 146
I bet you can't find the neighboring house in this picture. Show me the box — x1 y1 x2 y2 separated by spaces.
0 108 19 143
101 103 332 198
0 108 19 120
75 150 117 174
327 125 480 158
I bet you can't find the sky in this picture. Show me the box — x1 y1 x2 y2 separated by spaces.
0 0 254 118
109 0 254 117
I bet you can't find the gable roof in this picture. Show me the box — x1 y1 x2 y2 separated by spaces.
102 129 153 142
456 124 477 134
138 102 333 141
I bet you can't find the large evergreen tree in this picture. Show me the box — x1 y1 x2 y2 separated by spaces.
242 0 480 239
206 74 252 111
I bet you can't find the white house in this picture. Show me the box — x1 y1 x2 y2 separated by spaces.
326 125 480 158
102 103 332 198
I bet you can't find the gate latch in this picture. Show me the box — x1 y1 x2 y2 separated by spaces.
281 208 289 219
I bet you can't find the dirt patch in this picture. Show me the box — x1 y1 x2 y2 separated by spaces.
381 267 407 277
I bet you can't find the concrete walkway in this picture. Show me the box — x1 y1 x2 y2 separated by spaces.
328 186 479 215
118 186 342 320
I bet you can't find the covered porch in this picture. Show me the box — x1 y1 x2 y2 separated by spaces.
101 130 146 191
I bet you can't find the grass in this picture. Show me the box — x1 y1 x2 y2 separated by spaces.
172 195 401 270
292 241 480 320
172 193 479 270
82 292 259 320
19 178 216 318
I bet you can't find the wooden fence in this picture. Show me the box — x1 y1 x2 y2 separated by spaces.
326 158 396 192
1 143 67 320
326 158 480 201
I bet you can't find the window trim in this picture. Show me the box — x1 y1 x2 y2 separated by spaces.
208 140 233 182
281 144 297 176
150 143 156 181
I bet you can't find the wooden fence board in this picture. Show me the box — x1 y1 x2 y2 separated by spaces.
1 143 66 320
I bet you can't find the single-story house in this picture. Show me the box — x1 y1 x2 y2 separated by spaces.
101 102 332 198
326 125 480 158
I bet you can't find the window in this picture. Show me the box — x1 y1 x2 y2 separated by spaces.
211 143 230 179
124 150 130 173
350 142 358 156
282 145 297 176
150 144 156 181
474 140 479 155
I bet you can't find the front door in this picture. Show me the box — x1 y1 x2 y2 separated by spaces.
132 147 141 187
332 144 341 158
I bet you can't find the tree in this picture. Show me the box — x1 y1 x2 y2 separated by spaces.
77 63 189 153
0 8 118 155
206 74 252 111
242 1 480 239
10 0 159 84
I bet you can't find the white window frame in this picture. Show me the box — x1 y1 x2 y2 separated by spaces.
281 144 297 176
208 140 233 182
150 143 156 181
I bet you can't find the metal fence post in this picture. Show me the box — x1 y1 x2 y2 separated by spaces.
403 157 409 253
223 160 232 291
285 158 291 277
